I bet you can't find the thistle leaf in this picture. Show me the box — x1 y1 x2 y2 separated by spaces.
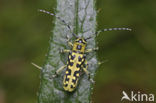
38 0 97 103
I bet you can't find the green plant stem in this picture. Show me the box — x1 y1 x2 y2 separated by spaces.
38 0 97 103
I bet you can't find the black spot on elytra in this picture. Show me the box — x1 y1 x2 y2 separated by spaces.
69 62 73 66
71 55 75 60
78 56 82 62
84 64 87 68
71 85 74 88
65 73 70 81
65 77 69 82
64 84 68 87
72 79 77 84
66 68 71 75
74 71 80 77
76 64 80 68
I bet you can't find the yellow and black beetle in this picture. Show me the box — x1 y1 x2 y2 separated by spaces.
33 9 131 92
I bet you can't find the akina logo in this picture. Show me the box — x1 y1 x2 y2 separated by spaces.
121 91 155 102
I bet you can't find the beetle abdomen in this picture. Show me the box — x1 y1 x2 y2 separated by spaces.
63 52 85 92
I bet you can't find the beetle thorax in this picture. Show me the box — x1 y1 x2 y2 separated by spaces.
72 38 86 53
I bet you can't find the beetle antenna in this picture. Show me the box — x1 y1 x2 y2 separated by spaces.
85 27 132 40
39 9 78 38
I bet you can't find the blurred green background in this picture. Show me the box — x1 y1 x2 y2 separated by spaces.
0 0 156 103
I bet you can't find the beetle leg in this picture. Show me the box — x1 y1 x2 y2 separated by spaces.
31 62 42 70
67 42 73 47
31 62 67 79
66 35 73 47
59 49 71 53
85 47 99 53
82 60 95 84
52 65 67 78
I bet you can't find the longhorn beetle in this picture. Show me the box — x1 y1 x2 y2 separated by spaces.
34 9 131 92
